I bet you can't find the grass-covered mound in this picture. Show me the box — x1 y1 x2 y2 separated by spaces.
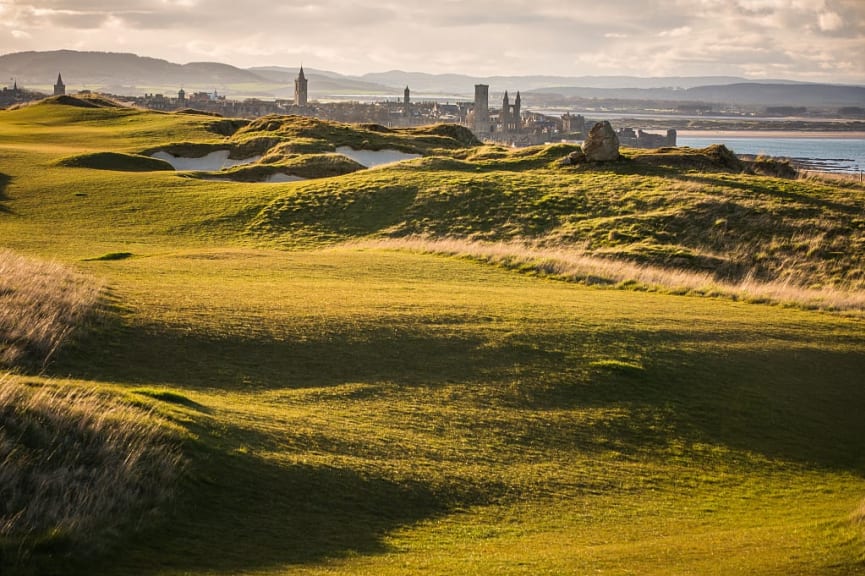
56 152 174 172
231 115 481 155
33 94 127 109
250 152 865 290
626 144 745 172
138 116 479 182
212 153 365 182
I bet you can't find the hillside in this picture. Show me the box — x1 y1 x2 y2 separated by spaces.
0 51 394 98
0 99 863 575
4 50 861 108
531 82 865 108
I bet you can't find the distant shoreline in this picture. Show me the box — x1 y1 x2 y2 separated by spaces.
676 130 865 139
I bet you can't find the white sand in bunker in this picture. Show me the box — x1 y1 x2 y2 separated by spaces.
335 146 421 167
151 150 262 171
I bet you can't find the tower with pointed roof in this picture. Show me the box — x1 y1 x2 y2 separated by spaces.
53 73 65 96
294 66 308 107
501 91 511 131
513 91 521 133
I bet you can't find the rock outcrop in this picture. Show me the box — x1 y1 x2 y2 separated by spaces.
582 121 620 162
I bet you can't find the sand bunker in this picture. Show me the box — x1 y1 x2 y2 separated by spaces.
335 146 421 168
151 150 262 171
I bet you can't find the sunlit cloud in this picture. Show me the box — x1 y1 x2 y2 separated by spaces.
0 0 861 83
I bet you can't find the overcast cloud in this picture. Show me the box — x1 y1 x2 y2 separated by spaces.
0 0 863 83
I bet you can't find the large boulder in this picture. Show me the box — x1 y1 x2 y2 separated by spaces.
582 121 620 162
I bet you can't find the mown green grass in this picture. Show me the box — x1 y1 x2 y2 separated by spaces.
56 248 865 576
1 101 863 575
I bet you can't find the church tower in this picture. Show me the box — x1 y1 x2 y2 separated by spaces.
403 86 410 117
514 91 521 133
501 91 511 131
53 73 65 96
294 66 308 107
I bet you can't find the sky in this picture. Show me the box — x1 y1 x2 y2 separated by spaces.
0 0 863 84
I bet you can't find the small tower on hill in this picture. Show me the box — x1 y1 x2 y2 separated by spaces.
403 86 410 116
53 73 65 96
294 66 308 107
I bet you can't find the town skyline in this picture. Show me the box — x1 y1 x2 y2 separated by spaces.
0 0 863 85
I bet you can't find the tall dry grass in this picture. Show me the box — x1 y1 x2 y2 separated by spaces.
0 249 103 368
798 170 865 188
0 251 184 566
0 374 184 561
363 237 865 315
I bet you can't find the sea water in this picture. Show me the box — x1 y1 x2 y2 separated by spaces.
676 136 865 174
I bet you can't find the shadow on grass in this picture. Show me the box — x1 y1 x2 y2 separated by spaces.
50 317 561 392
524 338 865 473
52 313 865 473
677 173 861 215
56 438 458 576
36 308 865 574
0 173 11 214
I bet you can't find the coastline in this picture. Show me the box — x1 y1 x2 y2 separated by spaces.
676 130 865 139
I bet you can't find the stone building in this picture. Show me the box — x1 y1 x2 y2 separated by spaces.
561 113 586 138
472 84 490 134
500 91 521 133
616 127 677 148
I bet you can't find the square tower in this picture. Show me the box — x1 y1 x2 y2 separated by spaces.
473 84 489 133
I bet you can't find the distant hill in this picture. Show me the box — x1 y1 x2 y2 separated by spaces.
529 82 865 108
358 71 763 94
0 51 399 98
0 50 264 90
2 50 862 108
248 66 397 97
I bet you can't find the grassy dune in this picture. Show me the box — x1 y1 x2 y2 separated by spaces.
0 99 863 575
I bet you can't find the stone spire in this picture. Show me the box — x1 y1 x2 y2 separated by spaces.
294 65 308 106
53 73 65 96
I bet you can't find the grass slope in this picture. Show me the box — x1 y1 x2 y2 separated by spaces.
0 100 863 575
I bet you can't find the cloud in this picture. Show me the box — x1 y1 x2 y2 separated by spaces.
818 11 844 31
658 26 693 38
0 0 862 83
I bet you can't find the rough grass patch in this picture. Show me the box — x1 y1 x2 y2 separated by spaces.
0 375 184 565
361 237 865 315
0 250 103 368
